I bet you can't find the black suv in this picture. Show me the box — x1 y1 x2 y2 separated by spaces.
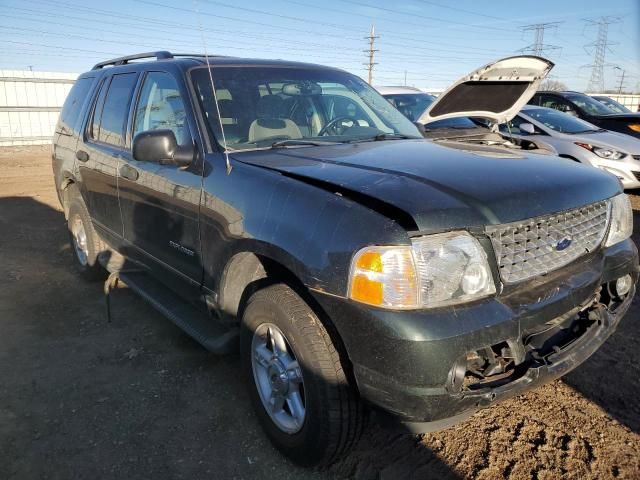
53 51 638 467
529 91 640 139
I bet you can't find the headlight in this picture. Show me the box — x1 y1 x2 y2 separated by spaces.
575 142 627 160
604 194 633 247
349 232 496 309
628 124 640 133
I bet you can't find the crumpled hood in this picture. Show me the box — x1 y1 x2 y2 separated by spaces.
233 140 621 232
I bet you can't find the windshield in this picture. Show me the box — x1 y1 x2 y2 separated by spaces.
382 93 435 122
191 66 422 151
594 96 631 114
524 107 600 134
565 93 616 116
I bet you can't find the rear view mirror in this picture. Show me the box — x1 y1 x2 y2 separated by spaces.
519 123 536 135
132 129 193 167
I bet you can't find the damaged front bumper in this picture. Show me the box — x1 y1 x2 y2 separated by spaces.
312 238 639 431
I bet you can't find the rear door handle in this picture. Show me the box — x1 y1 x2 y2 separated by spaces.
76 150 89 162
119 164 139 181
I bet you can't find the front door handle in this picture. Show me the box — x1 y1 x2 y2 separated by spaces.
119 164 139 181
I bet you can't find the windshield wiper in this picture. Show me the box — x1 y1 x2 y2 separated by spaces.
270 139 340 148
348 133 417 143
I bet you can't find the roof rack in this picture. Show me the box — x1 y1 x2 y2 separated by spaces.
92 51 174 70
91 51 225 70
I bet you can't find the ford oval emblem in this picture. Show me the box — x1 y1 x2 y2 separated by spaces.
555 237 572 251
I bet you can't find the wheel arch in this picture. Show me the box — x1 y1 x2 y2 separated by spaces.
217 250 358 390
58 173 80 219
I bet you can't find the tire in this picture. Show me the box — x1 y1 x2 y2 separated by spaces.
240 284 365 467
65 186 107 281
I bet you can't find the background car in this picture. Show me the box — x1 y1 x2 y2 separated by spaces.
529 91 640 139
592 95 632 114
376 86 436 122
499 105 640 189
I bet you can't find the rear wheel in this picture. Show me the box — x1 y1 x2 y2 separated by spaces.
66 187 107 281
241 284 365 467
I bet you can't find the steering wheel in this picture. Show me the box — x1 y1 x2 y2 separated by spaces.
318 116 356 136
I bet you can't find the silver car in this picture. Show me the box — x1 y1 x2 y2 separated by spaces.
500 105 640 189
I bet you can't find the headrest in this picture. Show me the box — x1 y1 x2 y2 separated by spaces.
217 99 235 118
256 95 288 119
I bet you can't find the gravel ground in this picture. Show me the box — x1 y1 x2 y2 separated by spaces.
0 146 638 480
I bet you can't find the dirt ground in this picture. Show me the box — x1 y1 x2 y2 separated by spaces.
0 145 638 480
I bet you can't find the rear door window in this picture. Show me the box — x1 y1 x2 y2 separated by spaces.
92 73 138 147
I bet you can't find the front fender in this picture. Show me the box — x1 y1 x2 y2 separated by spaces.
200 155 410 297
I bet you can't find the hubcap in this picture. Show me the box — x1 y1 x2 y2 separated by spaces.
71 215 89 266
251 323 306 434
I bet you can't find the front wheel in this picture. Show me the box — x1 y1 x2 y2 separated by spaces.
241 284 365 467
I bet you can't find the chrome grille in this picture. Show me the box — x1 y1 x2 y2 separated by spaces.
486 201 609 284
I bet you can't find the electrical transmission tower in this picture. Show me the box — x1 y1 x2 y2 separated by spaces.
364 25 379 85
583 16 621 93
519 22 562 56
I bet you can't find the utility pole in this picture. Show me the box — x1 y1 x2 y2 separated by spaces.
519 22 562 57
583 16 621 93
364 25 379 85
614 67 626 94
404 70 407 86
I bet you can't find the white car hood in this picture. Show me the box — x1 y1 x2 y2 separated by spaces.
418 55 554 126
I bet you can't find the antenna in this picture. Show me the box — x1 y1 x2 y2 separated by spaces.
583 16 621 93
519 22 562 57
364 25 379 85
194 0 232 174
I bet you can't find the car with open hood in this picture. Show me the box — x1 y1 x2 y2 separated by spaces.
379 57 558 155
499 105 640 189
529 90 640 139
52 51 638 467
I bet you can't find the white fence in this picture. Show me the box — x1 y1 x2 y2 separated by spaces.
0 70 77 146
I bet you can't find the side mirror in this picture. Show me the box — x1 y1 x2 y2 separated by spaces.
519 123 536 135
132 129 193 167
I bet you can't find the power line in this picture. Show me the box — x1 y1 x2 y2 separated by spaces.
339 0 517 32
410 0 505 20
583 16 621 92
519 22 562 57
364 25 379 85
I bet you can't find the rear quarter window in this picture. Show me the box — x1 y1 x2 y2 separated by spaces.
56 77 95 135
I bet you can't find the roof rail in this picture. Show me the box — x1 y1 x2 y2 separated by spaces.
92 51 174 70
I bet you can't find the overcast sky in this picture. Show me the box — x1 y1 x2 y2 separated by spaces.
1 0 638 91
